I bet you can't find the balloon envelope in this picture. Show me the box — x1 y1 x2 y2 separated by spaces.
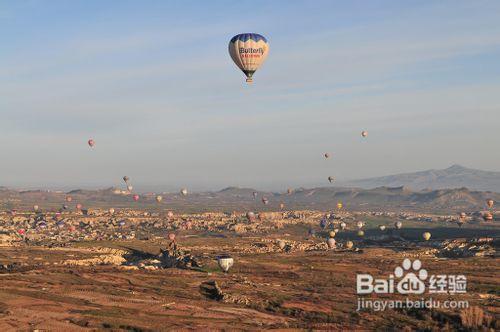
88 139 95 147
133 194 139 201
361 131 368 137
217 256 234 273
228 33 269 83
156 195 163 203
423 232 431 241
327 238 336 249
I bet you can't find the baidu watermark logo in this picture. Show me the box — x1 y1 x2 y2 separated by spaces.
356 259 468 311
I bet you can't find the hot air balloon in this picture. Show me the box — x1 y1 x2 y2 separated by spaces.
127 185 133 192
123 176 130 183
324 153 330 159
156 195 163 203
422 232 431 241
62 204 68 210
261 197 269 205
133 194 139 202
66 196 72 202
328 176 334 183
18 229 25 235
279 203 285 210
217 255 234 273
228 33 269 83
277 240 286 250
109 208 115 215
483 212 493 221
118 220 126 227
487 199 494 208
168 233 176 241
361 131 368 137
340 221 347 230
184 221 193 230
395 221 402 229
379 225 386 231
357 230 365 237
246 211 255 222
33 205 39 212
76 203 82 210
180 188 188 196
337 202 343 210
88 139 95 147
166 211 174 219
329 230 336 238
459 212 466 219
345 241 354 249
287 188 293 195
356 221 364 229
327 238 336 249
252 191 258 199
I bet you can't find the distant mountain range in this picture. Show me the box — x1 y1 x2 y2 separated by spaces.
0 184 498 214
339 165 500 192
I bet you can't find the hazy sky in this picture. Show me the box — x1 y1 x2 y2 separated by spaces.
1 0 500 191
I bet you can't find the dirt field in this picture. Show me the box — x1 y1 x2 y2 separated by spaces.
0 215 499 331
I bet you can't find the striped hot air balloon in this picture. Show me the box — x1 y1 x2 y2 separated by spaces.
229 33 269 83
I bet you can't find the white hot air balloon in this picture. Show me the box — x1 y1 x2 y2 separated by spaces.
327 238 336 249
180 188 188 196
229 33 269 83
217 255 234 273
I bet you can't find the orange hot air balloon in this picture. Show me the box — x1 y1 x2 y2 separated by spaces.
133 194 139 202
88 139 95 147
483 212 493 221
66 196 73 202
337 202 343 209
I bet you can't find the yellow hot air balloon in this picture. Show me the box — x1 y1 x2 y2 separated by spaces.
156 195 163 203
345 241 354 249
337 202 343 209
423 232 431 241
229 33 269 83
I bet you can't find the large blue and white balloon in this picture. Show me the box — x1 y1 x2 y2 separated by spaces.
228 33 269 83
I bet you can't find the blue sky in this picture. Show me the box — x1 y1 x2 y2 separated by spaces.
1 0 499 191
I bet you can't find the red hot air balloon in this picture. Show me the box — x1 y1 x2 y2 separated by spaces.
133 194 140 202
18 229 25 235
76 203 83 210
88 139 95 147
